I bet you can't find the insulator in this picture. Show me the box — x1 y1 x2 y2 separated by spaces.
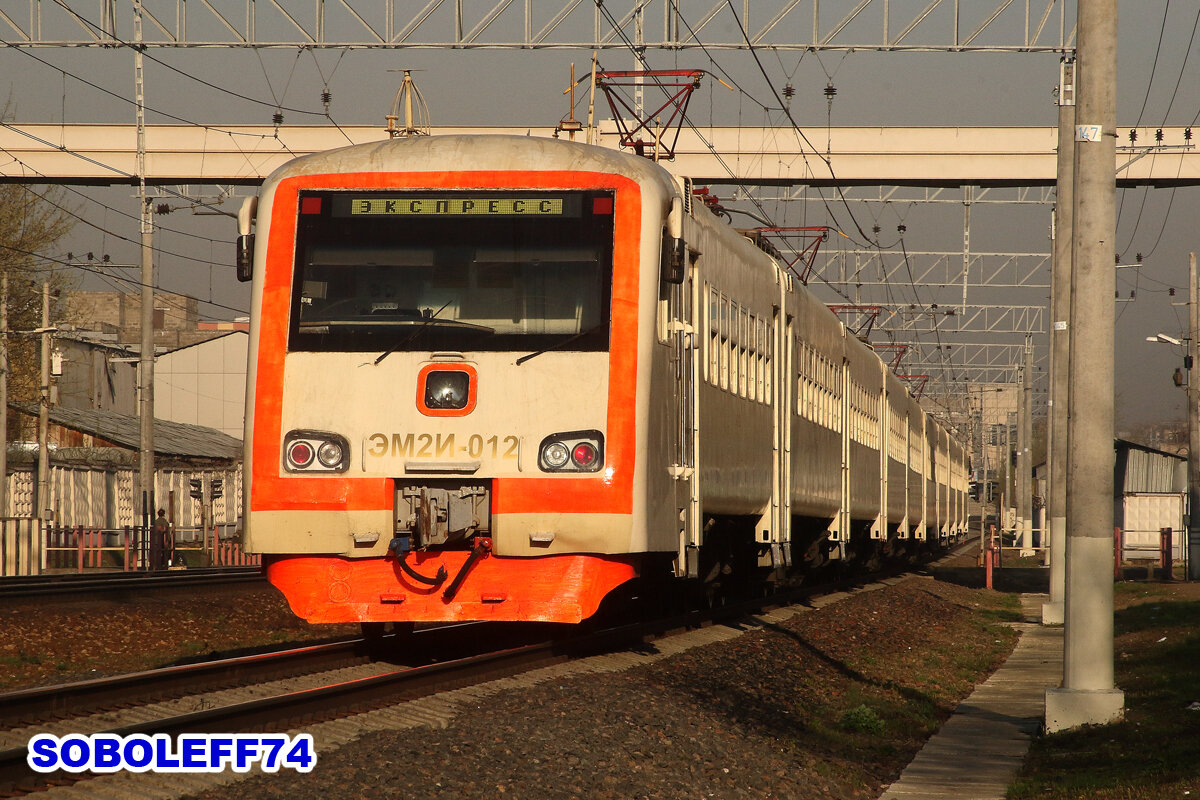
1136 252 1143 263
897 224 907 234
1128 129 1137 143
782 83 795 99
872 224 881 234
1130 290 1136 299
273 111 284 126
86 252 94 261
1170 287 1176 296
824 82 837 99
321 90 332 106
1156 128 1164 142
102 254 110 264
155 203 170 215
1186 128 1193 142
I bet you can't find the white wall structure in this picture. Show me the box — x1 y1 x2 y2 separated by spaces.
154 332 248 439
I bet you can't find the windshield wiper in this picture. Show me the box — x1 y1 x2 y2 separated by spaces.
515 324 605 366
373 301 495 366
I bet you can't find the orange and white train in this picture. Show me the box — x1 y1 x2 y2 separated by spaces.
235 134 968 627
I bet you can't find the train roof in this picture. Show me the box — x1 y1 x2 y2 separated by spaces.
260 133 681 198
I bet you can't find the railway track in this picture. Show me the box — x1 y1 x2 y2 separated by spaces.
0 545 972 797
0 568 265 601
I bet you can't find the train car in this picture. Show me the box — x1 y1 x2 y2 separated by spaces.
235 134 967 627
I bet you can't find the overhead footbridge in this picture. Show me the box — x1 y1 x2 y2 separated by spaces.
1 124 1197 187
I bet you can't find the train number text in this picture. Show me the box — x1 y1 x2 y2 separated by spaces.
365 433 519 460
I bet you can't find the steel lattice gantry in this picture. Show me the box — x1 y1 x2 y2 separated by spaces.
2 1 1074 52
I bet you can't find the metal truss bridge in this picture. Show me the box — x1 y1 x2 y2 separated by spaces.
1 0 1075 53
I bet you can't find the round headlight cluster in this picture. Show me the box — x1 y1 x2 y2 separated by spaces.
284 430 350 473
538 430 604 473
542 442 571 469
317 440 344 468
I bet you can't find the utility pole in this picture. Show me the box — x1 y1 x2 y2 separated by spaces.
0 273 7 519
1045 0 1124 732
1020 333 1034 555
1189 253 1200 580
135 0 156 530
1045 56 1075 624
37 281 50 523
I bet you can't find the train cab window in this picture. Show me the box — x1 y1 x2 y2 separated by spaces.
288 190 614 354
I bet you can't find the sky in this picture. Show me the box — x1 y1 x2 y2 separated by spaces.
0 1 1197 428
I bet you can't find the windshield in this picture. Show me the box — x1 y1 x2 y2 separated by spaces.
288 190 615 353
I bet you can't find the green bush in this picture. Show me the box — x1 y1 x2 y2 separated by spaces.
840 703 886 736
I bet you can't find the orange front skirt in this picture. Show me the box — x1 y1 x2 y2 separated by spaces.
266 552 638 624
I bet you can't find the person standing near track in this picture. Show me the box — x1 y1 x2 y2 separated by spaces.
151 509 171 570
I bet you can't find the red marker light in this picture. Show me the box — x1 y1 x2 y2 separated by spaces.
572 443 597 468
592 196 613 215
300 196 323 215
288 440 315 468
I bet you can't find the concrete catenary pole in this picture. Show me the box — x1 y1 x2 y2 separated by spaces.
37 281 50 523
1189 253 1200 580
1023 334 1034 551
1018 335 1034 555
0 273 7 519
1016 362 1028 549
1045 58 1075 624
135 0 156 529
1045 0 1125 732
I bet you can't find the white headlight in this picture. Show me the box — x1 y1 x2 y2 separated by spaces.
542 442 570 468
317 440 344 468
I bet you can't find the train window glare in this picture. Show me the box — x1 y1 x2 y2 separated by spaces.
738 308 749 398
732 307 741 398
719 295 730 391
747 315 757 403
288 190 613 353
707 284 718 385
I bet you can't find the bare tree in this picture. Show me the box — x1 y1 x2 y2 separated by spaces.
0 182 77 438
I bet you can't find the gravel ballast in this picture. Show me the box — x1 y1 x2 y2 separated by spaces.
182 576 1021 800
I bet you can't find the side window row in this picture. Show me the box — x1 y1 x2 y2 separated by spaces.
705 284 772 405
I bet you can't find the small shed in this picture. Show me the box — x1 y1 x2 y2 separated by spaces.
1114 439 1187 561
7 403 243 530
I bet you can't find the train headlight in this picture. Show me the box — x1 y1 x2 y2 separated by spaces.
284 430 350 473
317 440 344 468
542 442 570 469
538 430 604 473
424 370 470 410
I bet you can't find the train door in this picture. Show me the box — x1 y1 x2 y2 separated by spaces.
667 259 701 577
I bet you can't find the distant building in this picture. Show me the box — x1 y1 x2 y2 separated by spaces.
63 290 224 350
52 335 139 414
155 332 248 439
58 291 250 438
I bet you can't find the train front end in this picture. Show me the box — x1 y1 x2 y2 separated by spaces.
242 136 675 625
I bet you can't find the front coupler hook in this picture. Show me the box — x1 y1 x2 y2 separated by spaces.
388 534 448 587
442 537 492 602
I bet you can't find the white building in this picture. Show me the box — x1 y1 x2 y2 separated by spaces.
154 332 248 439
